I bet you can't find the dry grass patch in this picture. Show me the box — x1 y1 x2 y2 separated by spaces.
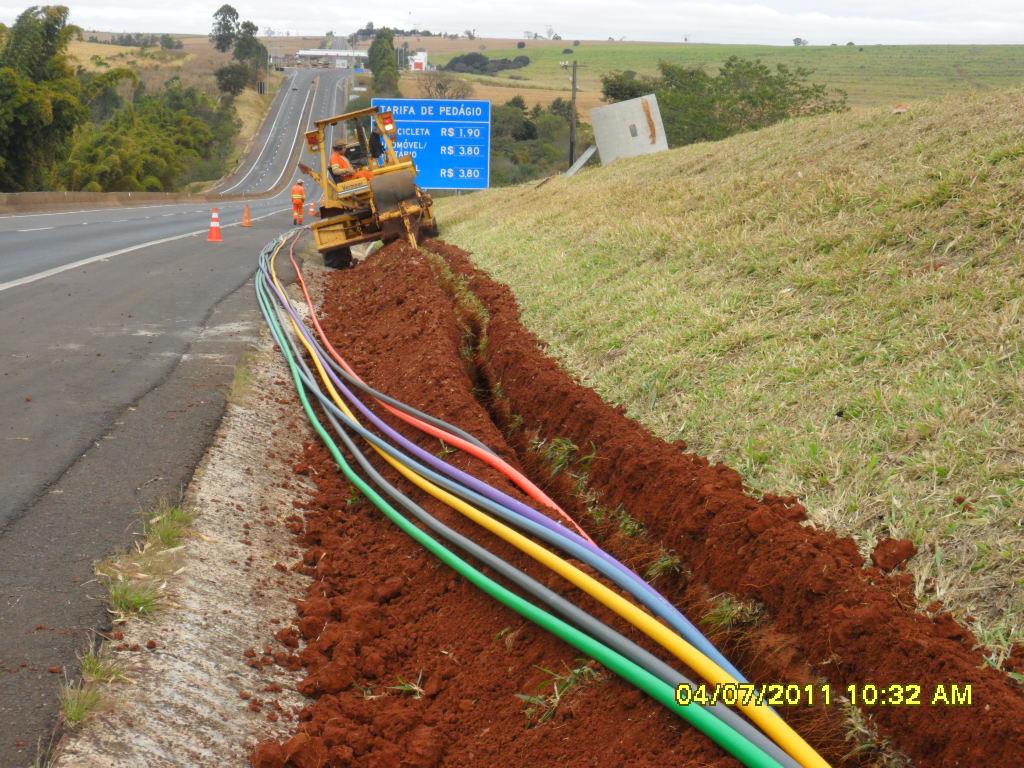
437 89 1024 665
96 500 197 619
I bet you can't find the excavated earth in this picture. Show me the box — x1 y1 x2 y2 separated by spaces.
253 241 1024 768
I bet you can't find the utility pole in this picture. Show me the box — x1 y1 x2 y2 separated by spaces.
568 59 579 166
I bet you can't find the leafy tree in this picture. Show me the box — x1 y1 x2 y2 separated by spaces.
374 62 401 97
493 104 537 141
159 34 183 50
712 58 844 132
0 5 88 190
215 62 250 96
599 70 653 102
233 19 266 76
547 96 572 120
367 27 395 77
601 57 846 148
110 32 159 47
367 28 400 97
210 4 239 52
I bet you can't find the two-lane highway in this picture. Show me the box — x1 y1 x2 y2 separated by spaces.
0 65 350 764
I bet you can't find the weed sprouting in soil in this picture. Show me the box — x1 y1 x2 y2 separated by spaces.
616 507 647 538
96 500 196 620
701 594 766 633
531 436 598 495
533 436 578 476
841 701 912 767
497 624 526 652
59 682 103 727
388 671 426 699
645 549 683 582
515 660 604 727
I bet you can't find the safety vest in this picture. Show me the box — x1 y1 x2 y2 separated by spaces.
291 184 305 202
330 151 352 172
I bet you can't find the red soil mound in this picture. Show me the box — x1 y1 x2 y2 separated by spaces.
255 241 1023 767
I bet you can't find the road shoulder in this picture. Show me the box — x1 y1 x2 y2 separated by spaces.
0 277 267 765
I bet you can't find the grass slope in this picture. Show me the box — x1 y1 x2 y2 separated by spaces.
437 90 1024 663
404 38 1024 113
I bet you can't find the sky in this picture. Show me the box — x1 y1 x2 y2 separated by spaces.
2 1 1023 45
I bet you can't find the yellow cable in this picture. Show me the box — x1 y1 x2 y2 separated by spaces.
269 245 830 768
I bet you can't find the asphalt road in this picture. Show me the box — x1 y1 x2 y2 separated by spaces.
0 66 348 764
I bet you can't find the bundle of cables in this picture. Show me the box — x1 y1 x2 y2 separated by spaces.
254 233 831 768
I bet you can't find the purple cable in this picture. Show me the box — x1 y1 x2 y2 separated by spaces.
263 256 751 682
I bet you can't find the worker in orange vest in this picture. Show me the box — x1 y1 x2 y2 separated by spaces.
291 179 306 225
330 142 354 181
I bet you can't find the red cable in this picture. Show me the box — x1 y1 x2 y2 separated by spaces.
287 236 595 544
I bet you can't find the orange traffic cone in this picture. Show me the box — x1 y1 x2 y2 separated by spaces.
308 200 317 218
207 208 223 242
241 204 253 227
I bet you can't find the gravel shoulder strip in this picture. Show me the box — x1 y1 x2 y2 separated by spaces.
53 332 313 767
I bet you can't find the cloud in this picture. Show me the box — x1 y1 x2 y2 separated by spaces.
2 1 1023 44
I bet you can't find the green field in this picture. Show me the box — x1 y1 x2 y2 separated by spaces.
437 89 1024 667
434 42 1024 108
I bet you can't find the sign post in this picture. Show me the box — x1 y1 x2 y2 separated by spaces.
371 98 491 190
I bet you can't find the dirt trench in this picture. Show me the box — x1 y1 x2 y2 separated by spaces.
254 241 1024 767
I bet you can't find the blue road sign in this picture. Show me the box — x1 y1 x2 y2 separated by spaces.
371 98 490 190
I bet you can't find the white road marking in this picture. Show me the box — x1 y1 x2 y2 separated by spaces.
219 73 302 194
0 207 289 293
267 77 320 193
0 202 184 220
15 226 55 232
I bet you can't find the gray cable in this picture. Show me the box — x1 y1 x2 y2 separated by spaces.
257 271 800 768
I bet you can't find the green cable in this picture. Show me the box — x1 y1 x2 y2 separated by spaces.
255 264 784 768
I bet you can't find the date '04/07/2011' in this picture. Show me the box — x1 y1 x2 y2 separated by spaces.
674 682 973 708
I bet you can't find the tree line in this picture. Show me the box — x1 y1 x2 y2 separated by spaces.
86 32 183 49
0 5 241 192
444 52 531 76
